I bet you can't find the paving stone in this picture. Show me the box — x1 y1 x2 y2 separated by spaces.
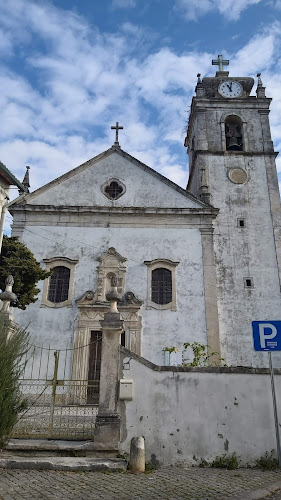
0 466 281 499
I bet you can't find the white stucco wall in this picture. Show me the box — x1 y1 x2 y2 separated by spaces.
13 225 207 365
209 153 281 367
26 151 201 209
120 351 281 466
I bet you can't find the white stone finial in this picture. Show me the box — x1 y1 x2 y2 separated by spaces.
0 275 17 319
195 73 205 97
256 73 266 98
257 73 263 86
22 166 30 191
106 275 121 313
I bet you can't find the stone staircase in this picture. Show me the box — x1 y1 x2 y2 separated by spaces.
0 439 127 472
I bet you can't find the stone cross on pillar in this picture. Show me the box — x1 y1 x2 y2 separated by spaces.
212 54 229 72
111 122 123 147
0 275 17 321
94 275 124 450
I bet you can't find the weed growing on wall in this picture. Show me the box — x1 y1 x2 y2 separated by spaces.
211 453 240 470
255 451 279 470
163 342 225 367
0 313 30 448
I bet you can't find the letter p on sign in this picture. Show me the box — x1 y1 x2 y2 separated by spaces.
252 321 281 351
259 324 277 348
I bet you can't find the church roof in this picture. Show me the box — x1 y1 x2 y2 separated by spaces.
9 145 210 208
0 161 27 192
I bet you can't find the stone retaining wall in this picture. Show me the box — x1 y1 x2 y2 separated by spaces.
119 347 281 466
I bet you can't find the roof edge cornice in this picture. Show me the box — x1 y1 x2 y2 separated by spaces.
9 204 219 216
8 146 209 209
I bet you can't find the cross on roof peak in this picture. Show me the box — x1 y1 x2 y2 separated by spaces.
212 54 229 72
111 121 123 147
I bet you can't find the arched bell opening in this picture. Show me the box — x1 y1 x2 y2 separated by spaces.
225 115 243 151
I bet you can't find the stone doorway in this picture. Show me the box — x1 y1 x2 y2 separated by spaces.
70 248 143 404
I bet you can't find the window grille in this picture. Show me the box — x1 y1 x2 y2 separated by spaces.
151 268 172 305
48 266 70 303
104 181 123 199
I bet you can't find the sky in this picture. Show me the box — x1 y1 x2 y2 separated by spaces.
1 0 281 232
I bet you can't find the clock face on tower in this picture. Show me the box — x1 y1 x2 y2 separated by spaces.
218 81 243 98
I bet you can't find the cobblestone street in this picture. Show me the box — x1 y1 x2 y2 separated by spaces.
267 491 281 499
1 466 281 500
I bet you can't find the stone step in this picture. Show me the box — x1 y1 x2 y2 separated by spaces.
0 456 127 472
5 438 118 457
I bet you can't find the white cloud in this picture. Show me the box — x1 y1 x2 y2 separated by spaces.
174 0 262 21
230 25 279 75
0 0 281 235
112 0 136 7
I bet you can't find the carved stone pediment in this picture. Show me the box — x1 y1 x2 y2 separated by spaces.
76 291 96 306
77 290 143 313
119 291 143 307
98 247 126 265
96 247 127 302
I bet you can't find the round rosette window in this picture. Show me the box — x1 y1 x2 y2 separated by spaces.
102 178 126 200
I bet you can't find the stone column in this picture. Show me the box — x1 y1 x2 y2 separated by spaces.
200 228 221 363
94 277 123 450
259 109 274 152
196 109 208 150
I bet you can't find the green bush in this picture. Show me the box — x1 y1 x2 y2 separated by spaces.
211 453 240 470
0 313 30 448
255 451 279 470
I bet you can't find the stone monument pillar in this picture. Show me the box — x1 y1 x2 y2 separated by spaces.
94 276 124 450
0 275 17 321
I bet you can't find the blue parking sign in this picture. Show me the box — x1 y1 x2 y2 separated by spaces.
252 321 281 351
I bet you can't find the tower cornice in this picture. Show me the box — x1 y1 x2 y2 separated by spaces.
187 150 279 192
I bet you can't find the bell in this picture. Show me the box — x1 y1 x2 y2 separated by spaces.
227 137 241 151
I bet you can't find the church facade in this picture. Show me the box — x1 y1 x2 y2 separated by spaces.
9 63 281 371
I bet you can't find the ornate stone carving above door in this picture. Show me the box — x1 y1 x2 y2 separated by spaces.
96 247 127 302
71 248 143 400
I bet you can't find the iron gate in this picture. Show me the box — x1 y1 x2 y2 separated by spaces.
12 338 101 439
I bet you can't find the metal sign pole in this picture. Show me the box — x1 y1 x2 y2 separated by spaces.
268 351 281 466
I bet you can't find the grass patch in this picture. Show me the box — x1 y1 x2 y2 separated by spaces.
211 453 240 470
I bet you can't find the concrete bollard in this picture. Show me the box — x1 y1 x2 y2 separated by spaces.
129 436 145 473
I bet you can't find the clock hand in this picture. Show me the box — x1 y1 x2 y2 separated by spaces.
227 83 232 92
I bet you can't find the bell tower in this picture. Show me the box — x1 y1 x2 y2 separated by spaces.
184 56 281 366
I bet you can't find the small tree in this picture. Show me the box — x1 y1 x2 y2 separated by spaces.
0 235 50 310
163 342 225 367
0 313 30 448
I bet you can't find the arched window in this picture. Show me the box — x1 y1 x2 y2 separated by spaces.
225 115 243 151
48 266 70 303
144 259 179 311
42 257 78 307
151 268 172 305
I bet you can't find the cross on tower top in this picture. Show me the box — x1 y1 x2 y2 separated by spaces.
212 54 229 72
111 121 124 147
